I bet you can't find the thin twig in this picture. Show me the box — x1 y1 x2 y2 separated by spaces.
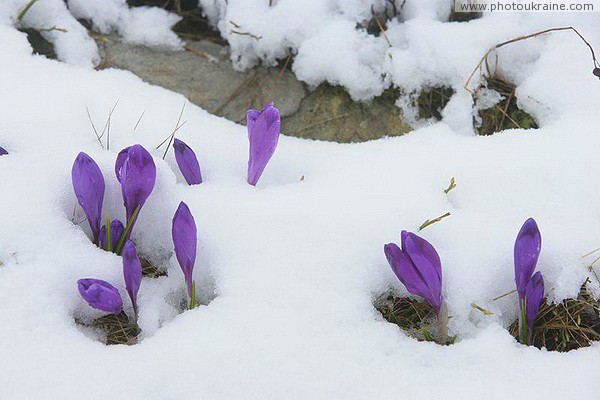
418 212 451 231
374 16 392 48
133 109 146 131
465 26 599 94
492 289 517 302
86 106 103 149
155 101 187 160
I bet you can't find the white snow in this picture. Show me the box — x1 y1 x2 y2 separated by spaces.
0 0 181 67
1 1 600 399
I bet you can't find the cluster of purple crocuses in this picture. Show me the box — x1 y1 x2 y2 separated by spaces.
75 102 281 322
384 218 545 345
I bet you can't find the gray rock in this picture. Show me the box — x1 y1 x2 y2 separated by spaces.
97 37 412 142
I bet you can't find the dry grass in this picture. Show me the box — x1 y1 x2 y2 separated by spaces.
509 284 600 352
78 312 140 345
476 75 538 136
140 257 167 278
374 292 453 344
417 86 455 120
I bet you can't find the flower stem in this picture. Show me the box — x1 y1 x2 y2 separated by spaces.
115 205 141 255
436 301 449 344
106 216 112 253
519 298 529 345
189 280 196 310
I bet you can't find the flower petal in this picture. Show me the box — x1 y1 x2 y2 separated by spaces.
77 278 123 315
514 218 541 301
525 271 544 335
122 240 142 315
72 152 105 244
173 138 202 185
401 231 442 313
172 201 197 296
247 102 281 186
120 144 156 222
114 146 131 183
385 241 441 313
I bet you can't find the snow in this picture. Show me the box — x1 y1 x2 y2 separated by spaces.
1 1 600 399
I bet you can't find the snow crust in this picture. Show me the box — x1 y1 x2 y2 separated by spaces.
1 2 600 399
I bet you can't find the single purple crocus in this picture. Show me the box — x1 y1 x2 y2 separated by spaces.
525 271 544 340
77 278 123 315
72 152 105 244
173 138 202 185
0 147 7 156
172 201 197 308
514 218 541 302
247 101 281 186
385 231 443 313
119 144 156 225
99 219 125 252
385 231 447 342
122 240 142 320
514 217 543 344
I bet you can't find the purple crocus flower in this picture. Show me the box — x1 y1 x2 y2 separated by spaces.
119 144 156 223
525 271 544 338
172 201 197 300
72 152 105 244
384 231 443 314
122 240 142 319
98 219 125 251
247 101 281 186
77 278 123 315
114 146 131 183
514 218 541 302
514 218 544 344
173 138 202 185
0 147 7 156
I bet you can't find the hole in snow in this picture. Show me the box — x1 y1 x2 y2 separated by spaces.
508 283 600 352
474 75 538 136
375 291 455 345
416 86 455 121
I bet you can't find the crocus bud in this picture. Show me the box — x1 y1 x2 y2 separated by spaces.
0 147 7 156
114 146 131 183
99 219 125 251
384 231 443 314
247 101 281 186
514 218 541 302
122 240 142 319
120 144 156 223
593 67 600 78
525 271 544 340
72 152 105 244
77 278 123 315
172 201 197 298
173 138 202 185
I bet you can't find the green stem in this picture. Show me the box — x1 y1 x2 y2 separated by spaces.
106 216 112 253
519 298 528 345
115 205 141 255
189 281 196 310
17 0 39 21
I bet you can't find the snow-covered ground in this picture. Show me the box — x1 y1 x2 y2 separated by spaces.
1 1 600 399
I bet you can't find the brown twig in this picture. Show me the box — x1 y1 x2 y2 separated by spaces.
465 26 600 94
